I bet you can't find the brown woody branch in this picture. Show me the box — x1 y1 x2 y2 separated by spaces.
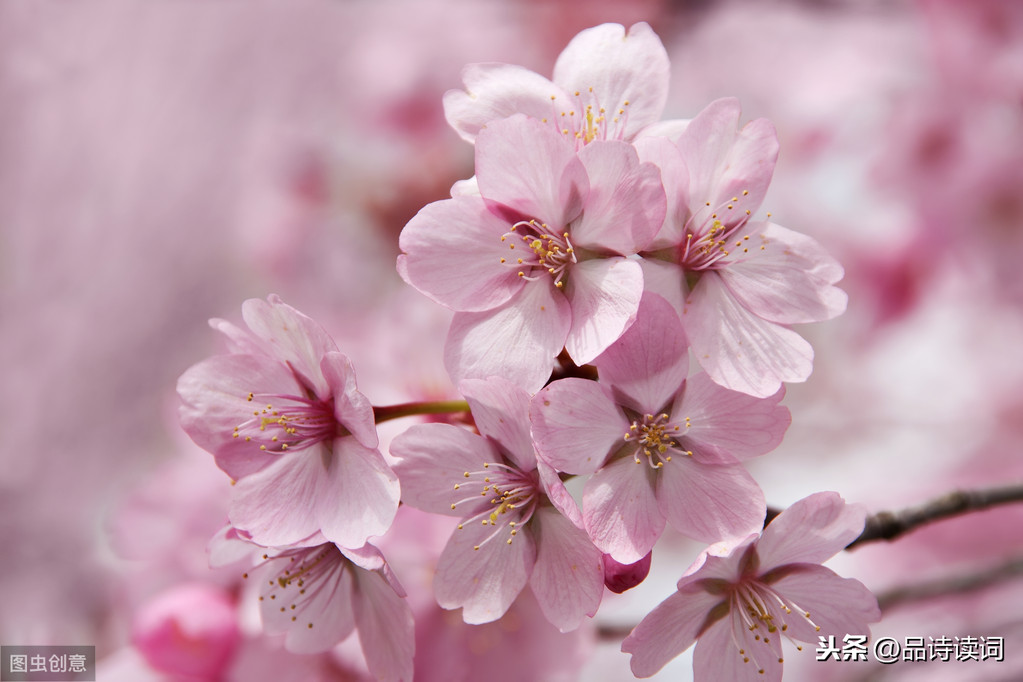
845 484 1023 549
876 554 1023 611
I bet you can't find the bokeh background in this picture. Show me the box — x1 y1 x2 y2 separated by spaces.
3 1 1022 680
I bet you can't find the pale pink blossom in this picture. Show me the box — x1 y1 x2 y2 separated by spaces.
177 295 399 549
531 294 788 563
212 528 414 682
398 114 665 391
389 376 604 631
637 98 847 398
443 22 682 148
622 492 880 680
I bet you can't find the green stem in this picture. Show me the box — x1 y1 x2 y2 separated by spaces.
373 399 471 424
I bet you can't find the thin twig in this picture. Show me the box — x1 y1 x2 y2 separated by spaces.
846 484 1023 549
876 555 1023 611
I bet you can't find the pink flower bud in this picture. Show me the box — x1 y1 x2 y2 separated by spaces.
603 550 652 593
132 583 239 680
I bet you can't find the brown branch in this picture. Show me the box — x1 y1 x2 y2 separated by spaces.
876 554 1023 611
845 484 1023 549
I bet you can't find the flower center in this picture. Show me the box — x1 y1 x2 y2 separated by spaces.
726 579 821 674
500 219 577 288
623 412 691 469
544 88 631 149
679 192 767 272
232 392 337 453
450 461 539 551
244 544 345 632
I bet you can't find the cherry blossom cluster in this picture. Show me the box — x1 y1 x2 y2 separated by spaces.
177 22 879 682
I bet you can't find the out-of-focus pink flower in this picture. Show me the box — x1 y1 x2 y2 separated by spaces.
399 114 665 391
390 376 604 631
532 294 786 563
638 98 847 398
177 295 399 549
443 22 678 147
622 492 880 680
131 582 240 681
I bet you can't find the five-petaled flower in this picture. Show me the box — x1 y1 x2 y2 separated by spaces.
531 293 789 563
390 376 604 631
399 114 666 392
177 295 400 549
637 98 848 398
210 527 414 682
444 22 684 148
621 492 881 681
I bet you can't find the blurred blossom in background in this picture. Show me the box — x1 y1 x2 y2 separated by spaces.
2 0 1021 680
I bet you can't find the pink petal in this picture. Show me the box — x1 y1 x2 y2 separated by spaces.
460 376 535 472
229 450 324 547
315 438 400 549
634 117 691 142
583 454 665 563
564 257 644 365
207 525 256 569
241 295 338 398
552 22 669 141
536 457 583 527
259 546 356 654
321 351 377 450
593 292 689 415
530 377 629 475
445 282 571 394
676 540 753 589
209 317 266 356
622 587 725 678
352 566 416 682
433 511 537 624
528 506 604 632
719 222 847 324
634 135 690 249
693 611 783 682
657 455 766 544
399 196 525 311
677 98 777 218
672 372 790 461
762 565 880 643
390 423 499 516
638 257 687 314
685 272 814 398
338 542 387 574
574 140 665 254
443 63 562 143
756 492 866 570
177 354 296 480
475 115 588 229
450 175 480 197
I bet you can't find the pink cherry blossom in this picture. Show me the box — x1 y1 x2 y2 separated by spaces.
177 294 399 549
212 527 414 682
531 294 788 563
398 114 665 391
389 375 604 631
443 22 682 148
637 98 847 398
622 492 881 680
